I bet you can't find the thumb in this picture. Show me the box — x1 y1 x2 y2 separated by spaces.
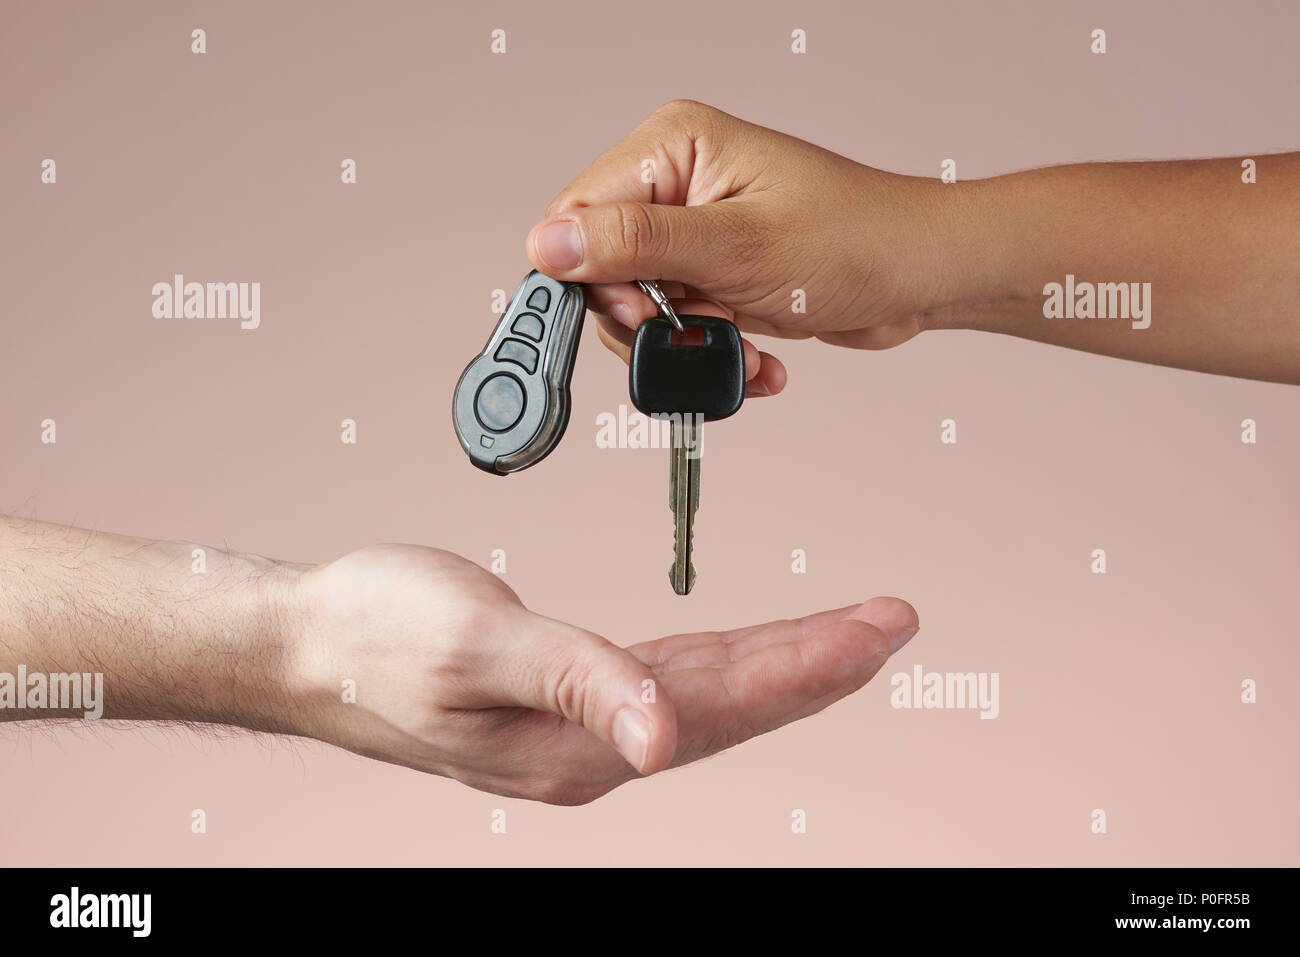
526 200 749 290
478 613 679 775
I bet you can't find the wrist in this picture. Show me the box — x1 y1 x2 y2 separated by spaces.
218 555 311 737
905 171 1040 334
115 538 310 736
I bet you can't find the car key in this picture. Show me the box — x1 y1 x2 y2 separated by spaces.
629 314 745 594
452 270 586 474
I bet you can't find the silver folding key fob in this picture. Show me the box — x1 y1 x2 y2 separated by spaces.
453 270 586 474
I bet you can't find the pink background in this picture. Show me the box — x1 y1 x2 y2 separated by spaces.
2 0 1297 866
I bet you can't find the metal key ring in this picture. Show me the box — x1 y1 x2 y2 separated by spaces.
637 279 686 334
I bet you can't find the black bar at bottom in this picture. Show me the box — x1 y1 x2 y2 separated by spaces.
0 866 1281 943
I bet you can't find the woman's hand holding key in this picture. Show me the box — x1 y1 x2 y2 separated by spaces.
525 98 942 396
528 100 1300 386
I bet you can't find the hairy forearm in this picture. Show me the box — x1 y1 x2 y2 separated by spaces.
0 516 302 730
924 153 1300 383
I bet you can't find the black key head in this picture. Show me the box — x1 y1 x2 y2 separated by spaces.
629 315 745 421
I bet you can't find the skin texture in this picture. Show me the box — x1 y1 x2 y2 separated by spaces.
0 516 918 805
527 99 1300 386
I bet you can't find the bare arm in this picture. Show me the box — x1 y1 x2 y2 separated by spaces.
926 154 1300 382
524 100 1300 386
0 515 917 804
0 515 299 728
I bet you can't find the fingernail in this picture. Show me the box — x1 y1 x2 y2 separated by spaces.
537 220 583 270
890 626 919 654
612 707 650 772
610 302 636 328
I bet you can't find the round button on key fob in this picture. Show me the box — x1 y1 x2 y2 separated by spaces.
452 271 586 474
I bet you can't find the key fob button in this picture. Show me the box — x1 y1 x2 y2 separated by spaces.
526 287 551 312
493 338 539 374
510 313 545 341
474 373 526 432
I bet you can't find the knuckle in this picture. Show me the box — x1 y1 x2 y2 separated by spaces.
651 98 709 123
649 99 727 145
546 654 594 726
609 202 661 267
546 186 581 219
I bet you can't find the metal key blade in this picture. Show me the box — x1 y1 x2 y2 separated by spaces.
669 416 700 595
